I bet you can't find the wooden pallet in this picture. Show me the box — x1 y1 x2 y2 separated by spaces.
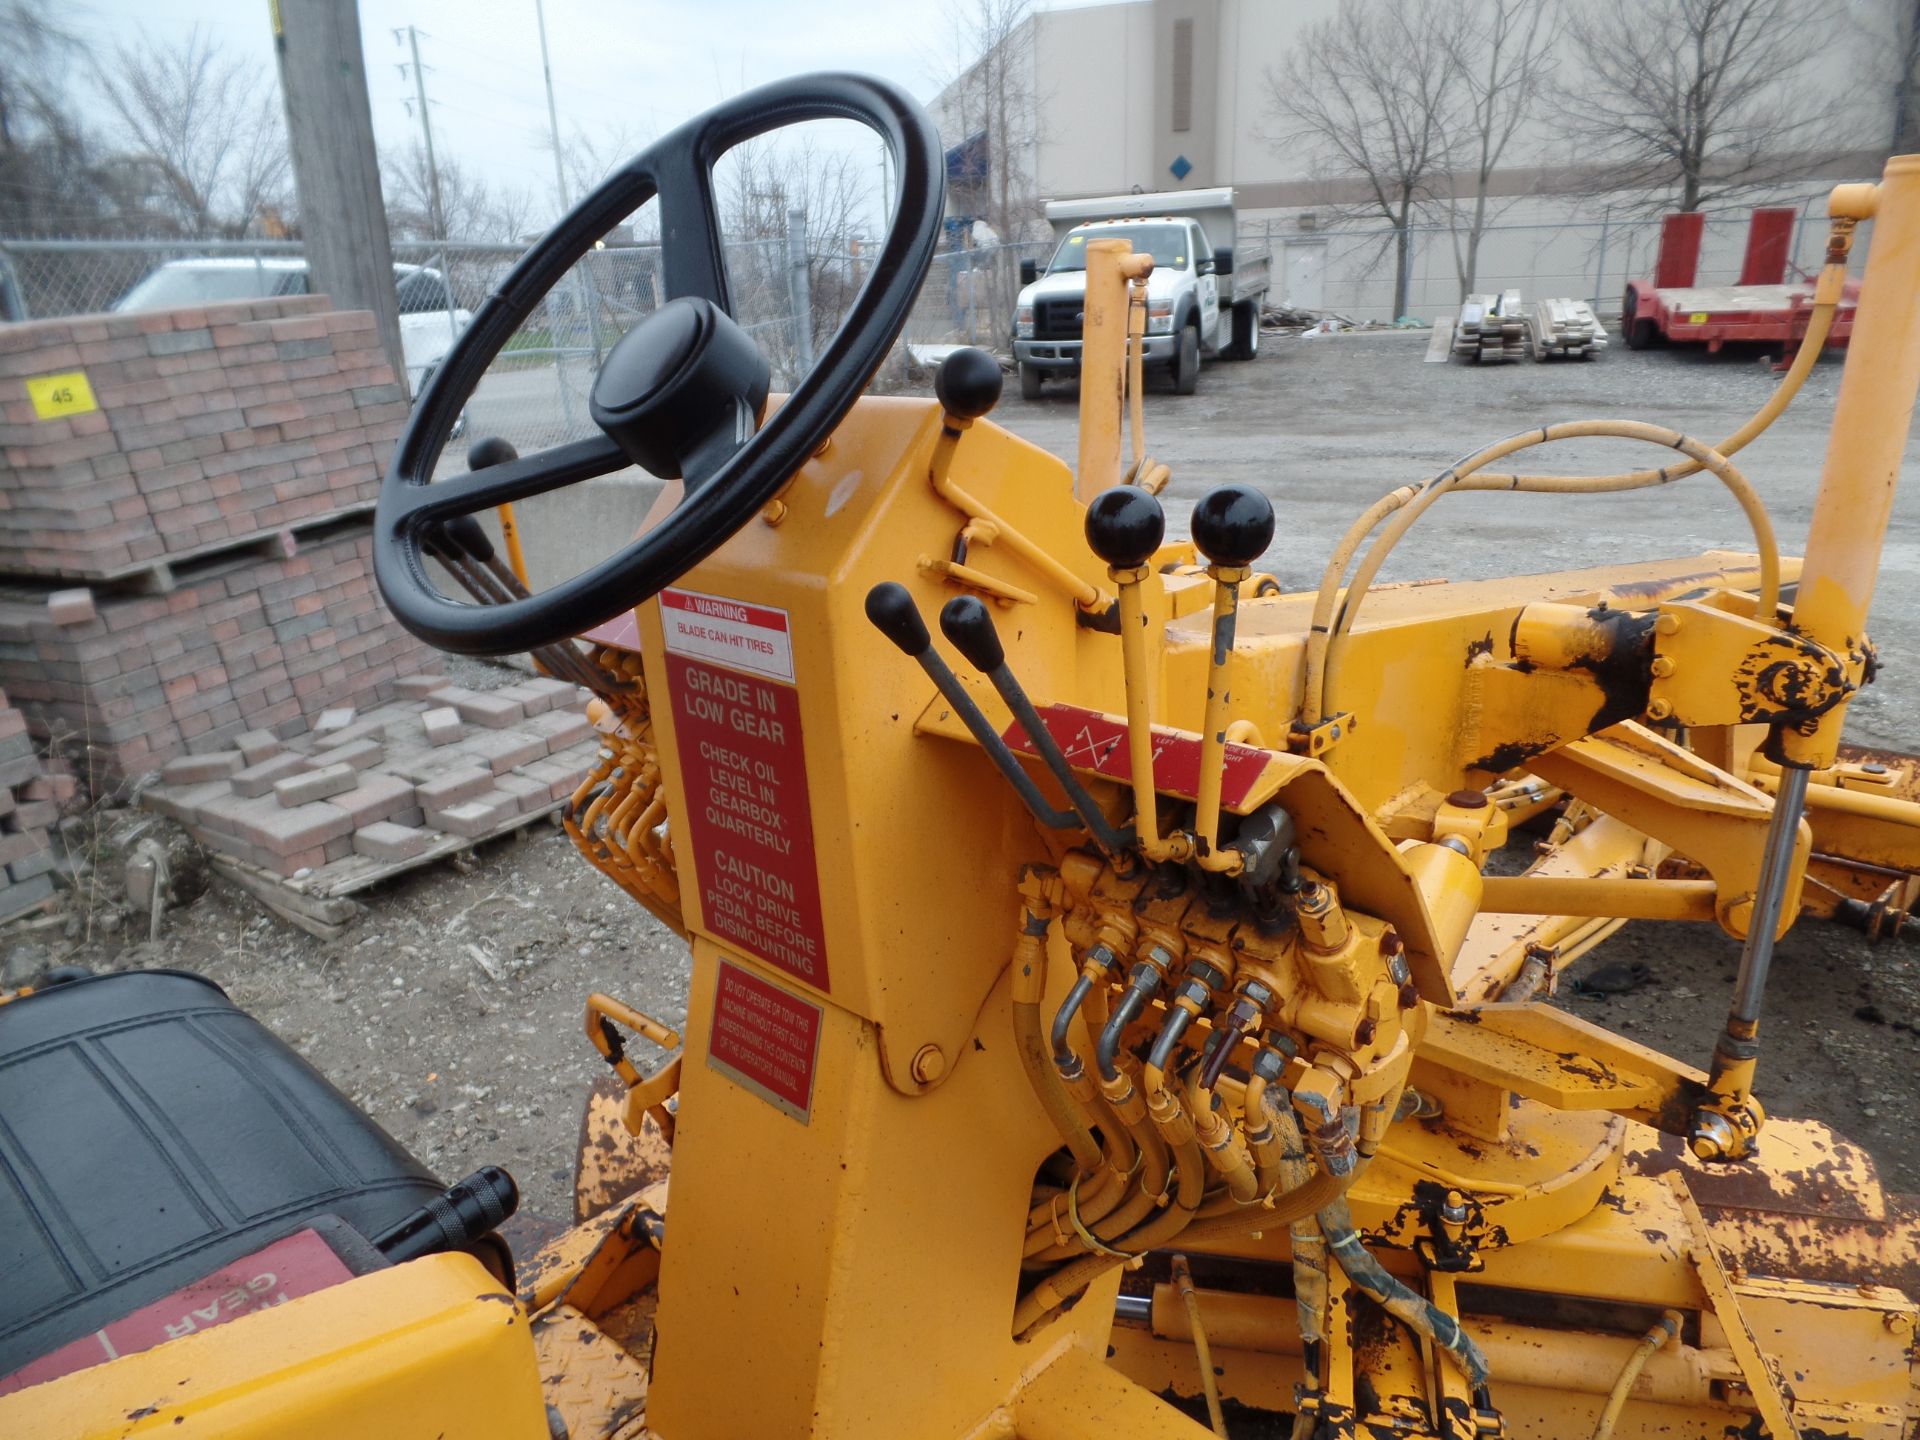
0 500 376 596
209 797 569 939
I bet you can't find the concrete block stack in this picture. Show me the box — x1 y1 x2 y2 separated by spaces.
144 675 601 885
0 684 73 919
0 297 405 581
0 296 444 784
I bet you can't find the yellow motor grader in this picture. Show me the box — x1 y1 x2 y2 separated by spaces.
9 72 1920 1439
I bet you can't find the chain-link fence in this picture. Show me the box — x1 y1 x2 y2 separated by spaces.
0 199 1874 451
1248 194 1868 322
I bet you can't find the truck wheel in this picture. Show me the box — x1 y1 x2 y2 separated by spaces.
1622 286 1659 350
1173 324 1200 394
1019 363 1044 400
1225 301 1260 360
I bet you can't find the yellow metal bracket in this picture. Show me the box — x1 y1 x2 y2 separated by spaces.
1529 721 1810 937
584 992 683 1141
1289 711 1353 759
1422 1002 1709 1137
1665 1173 1803 1440
1649 593 1852 727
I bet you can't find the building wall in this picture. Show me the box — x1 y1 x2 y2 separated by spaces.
973 0 1888 211
931 0 1895 317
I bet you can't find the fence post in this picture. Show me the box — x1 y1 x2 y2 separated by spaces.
786 207 815 374
1592 207 1612 311
0 247 25 322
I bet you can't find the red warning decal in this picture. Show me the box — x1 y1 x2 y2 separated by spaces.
1003 703 1272 811
708 959 823 1123
0 1228 352 1395
664 588 829 992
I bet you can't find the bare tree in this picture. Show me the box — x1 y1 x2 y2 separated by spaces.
0 5 128 239
714 132 877 376
1436 0 1560 298
1847 0 1920 153
94 27 289 238
383 142 534 243
1266 0 1461 318
937 0 1044 244
1560 0 1839 212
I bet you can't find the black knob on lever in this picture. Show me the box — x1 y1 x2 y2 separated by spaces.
1085 487 1166 571
1191 484 1275 570
864 583 1076 832
934 348 1003 422
468 435 521 471
865 581 931 657
434 512 496 564
938 595 1005 671
939 596 1136 861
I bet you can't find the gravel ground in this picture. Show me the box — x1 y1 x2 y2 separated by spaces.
9 326 1920 1221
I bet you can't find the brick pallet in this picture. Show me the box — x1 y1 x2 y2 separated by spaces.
0 296 407 587
143 681 603 936
0 520 439 784
0 685 72 920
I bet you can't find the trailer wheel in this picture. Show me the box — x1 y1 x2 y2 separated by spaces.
1019 363 1044 400
1224 300 1260 360
1173 324 1200 394
1622 286 1659 350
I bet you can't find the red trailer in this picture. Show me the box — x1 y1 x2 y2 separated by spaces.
1621 206 1859 353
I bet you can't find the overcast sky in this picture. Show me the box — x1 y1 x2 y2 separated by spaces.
59 1 1108 228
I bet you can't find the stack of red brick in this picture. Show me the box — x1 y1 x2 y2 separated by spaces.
0 296 443 785
0 684 73 919
0 522 437 781
0 296 405 581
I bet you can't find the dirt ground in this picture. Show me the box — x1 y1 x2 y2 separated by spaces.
8 328 1920 1222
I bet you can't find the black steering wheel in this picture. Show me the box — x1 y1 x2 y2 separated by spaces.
375 72 945 656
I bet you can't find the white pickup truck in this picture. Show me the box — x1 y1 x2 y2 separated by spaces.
1013 188 1270 398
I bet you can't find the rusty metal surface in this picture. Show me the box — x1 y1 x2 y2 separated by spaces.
575 1073 675 1223
531 1303 651 1440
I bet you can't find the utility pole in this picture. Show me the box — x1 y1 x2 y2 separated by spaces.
535 0 570 216
398 26 445 239
272 0 407 390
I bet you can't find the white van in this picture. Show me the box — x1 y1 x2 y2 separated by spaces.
114 258 471 394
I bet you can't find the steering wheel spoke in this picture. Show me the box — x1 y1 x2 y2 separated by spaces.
390 434 630 531
652 150 732 313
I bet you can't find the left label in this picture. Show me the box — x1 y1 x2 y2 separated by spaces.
664 587 829 993
25 370 97 421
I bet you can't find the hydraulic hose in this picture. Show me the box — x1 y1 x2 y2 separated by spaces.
1303 421 1778 725
1298 221 1851 699
1317 1195 1490 1390
1010 908 1109 1184
1097 964 1162 1082
1012 1137 1331 1336
1050 973 1095 1069
1592 1310 1684 1440
1291 213 1867 732
1172 1254 1230 1439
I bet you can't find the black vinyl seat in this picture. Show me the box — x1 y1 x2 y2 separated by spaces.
0 969 449 1379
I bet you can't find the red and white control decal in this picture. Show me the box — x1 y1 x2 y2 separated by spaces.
1003 703 1272 811
0 1228 352 1395
664 588 829 992
708 959 823 1123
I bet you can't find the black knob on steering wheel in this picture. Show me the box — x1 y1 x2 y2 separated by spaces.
374 72 946 656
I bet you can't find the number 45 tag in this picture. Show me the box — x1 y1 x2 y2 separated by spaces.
25 370 98 420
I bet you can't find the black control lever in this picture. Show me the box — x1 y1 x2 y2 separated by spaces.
864 583 1078 830
939 595 1136 858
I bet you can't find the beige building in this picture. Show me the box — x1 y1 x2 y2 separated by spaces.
934 0 1888 318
